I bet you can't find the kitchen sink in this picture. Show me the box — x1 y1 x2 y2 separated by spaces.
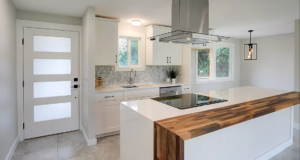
120 85 137 88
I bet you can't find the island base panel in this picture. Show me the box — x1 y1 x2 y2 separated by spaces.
154 123 184 160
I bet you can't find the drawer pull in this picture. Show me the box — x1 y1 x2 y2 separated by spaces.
185 88 189 89
105 96 114 98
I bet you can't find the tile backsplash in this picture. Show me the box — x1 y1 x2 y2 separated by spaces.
95 66 174 86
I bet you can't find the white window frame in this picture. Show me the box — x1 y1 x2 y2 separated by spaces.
193 42 235 84
115 31 145 71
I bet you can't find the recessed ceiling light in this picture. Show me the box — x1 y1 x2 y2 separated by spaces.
131 20 142 26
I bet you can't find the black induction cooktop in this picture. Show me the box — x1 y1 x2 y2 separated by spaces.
151 93 228 110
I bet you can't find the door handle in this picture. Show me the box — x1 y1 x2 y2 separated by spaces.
71 85 79 88
167 57 169 63
170 57 171 63
116 55 117 63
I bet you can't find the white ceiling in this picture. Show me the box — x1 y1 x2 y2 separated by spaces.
12 0 299 39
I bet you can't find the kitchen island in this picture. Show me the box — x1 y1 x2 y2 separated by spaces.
120 86 300 160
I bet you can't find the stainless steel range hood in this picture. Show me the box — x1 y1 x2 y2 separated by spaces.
149 0 230 45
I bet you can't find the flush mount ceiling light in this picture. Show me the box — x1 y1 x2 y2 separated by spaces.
131 20 142 26
244 30 257 60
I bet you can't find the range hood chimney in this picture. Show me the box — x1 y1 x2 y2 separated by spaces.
149 0 230 45
172 0 209 34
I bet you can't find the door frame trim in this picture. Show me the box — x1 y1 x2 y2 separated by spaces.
17 20 83 141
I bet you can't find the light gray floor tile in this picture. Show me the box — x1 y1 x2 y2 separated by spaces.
11 155 23 160
65 154 95 160
92 148 119 160
24 135 57 154
91 135 120 160
90 135 119 153
271 129 300 160
58 142 91 160
22 147 58 160
57 131 85 147
13 141 27 156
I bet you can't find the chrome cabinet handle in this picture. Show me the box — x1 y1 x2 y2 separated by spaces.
105 96 114 98
167 57 169 63
115 55 117 63
170 57 171 63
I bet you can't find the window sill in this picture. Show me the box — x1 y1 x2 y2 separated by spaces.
196 78 234 84
115 65 145 71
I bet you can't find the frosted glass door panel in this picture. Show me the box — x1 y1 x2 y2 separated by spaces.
34 59 71 75
34 36 71 52
34 102 71 122
34 81 71 98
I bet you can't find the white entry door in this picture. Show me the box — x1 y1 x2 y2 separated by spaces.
23 27 79 139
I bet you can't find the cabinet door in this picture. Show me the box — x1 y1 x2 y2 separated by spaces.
95 19 119 65
168 43 183 65
152 28 169 65
95 101 121 135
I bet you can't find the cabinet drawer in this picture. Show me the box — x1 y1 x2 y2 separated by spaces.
95 91 123 102
182 85 191 93
143 88 159 98
124 90 144 100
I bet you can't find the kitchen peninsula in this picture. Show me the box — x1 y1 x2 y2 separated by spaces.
120 86 300 160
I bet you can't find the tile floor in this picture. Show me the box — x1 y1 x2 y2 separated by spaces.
12 129 299 160
11 131 119 160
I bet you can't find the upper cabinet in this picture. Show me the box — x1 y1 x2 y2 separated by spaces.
145 25 183 65
95 18 120 66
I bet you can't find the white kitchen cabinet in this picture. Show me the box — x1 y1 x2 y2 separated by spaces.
145 25 182 65
95 18 120 65
95 91 123 135
124 88 160 101
124 90 144 101
182 85 191 94
95 100 122 135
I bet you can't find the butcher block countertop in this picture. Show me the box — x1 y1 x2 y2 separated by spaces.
155 91 300 141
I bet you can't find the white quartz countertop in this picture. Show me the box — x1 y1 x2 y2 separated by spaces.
120 86 292 121
95 83 190 93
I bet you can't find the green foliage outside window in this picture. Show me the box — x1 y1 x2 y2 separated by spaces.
197 47 230 79
197 50 210 78
119 38 128 66
131 40 138 65
119 38 139 66
216 47 230 77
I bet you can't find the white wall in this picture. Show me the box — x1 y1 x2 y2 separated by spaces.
17 9 82 26
0 0 17 159
240 33 295 91
294 20 300 127
189 39 241 92
118 21 145 34
82 6 96 144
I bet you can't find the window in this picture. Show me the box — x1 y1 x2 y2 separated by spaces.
116 31 145 71
118 37 140 67
195 43 234 83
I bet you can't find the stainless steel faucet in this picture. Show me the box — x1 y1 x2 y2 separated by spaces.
129 69 137 84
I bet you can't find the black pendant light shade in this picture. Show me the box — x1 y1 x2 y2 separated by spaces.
244 30 257 60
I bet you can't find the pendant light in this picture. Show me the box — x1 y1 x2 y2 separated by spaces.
244 30 257 60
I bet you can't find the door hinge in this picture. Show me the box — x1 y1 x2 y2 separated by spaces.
22 39 24 45
22 81 24 87
23 123 25 129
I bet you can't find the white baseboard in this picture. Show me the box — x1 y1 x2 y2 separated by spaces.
81 126 97 146
294 123 300 130
255 138 292 160
5 136 19 160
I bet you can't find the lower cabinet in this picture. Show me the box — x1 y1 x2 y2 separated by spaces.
95 86 192 135
95 100 122 135
95 88 160 136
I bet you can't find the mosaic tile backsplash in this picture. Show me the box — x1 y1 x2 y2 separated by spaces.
95 66 174 86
